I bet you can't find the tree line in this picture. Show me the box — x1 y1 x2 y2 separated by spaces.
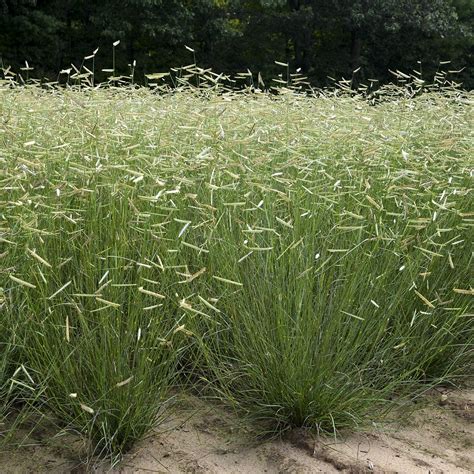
1 0 473 88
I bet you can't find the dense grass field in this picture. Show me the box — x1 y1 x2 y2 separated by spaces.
1 82 473 463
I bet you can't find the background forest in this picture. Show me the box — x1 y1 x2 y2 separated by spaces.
1 1 473 87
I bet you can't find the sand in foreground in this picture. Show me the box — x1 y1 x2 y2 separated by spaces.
1 388 472 473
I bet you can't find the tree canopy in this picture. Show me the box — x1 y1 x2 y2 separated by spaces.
0 0 472 87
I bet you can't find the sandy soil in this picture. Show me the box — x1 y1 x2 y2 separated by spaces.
1 387 472 473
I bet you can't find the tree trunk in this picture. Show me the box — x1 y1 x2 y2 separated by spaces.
288 0 312 73
350 29 362 90
127 30 136 66
350 29 361 71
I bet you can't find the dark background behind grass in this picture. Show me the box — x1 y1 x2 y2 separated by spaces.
0 0 472 88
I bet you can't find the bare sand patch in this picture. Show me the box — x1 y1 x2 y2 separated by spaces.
1 388 472 473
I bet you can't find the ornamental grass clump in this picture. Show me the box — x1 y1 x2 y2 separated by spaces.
1 80 472 458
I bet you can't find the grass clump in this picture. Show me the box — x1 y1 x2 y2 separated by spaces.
1 83 472 459
0 302 13 424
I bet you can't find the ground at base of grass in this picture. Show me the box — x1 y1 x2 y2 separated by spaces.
1 387 472 473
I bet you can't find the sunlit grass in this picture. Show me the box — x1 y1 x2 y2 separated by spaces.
1 82 472 461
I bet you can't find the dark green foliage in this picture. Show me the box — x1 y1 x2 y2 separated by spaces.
0 0 472 87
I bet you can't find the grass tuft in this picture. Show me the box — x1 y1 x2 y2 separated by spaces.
1 80 472 460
